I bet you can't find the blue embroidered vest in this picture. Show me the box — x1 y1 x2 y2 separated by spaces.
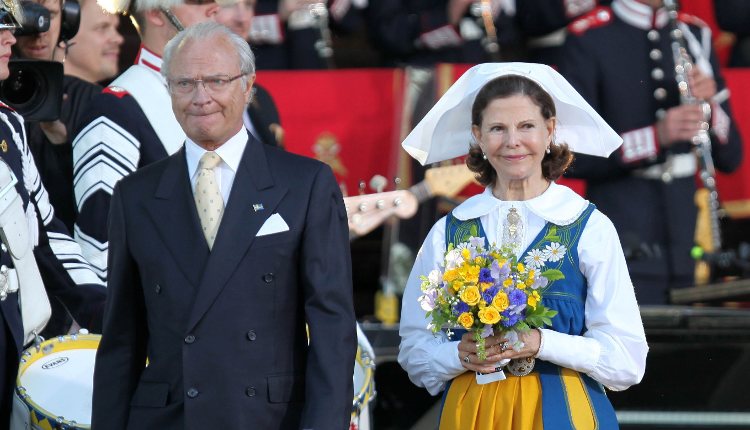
443 204 619 429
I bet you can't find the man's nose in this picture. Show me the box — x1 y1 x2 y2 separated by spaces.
191 84 213 103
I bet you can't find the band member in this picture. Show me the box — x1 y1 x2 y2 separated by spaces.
367 0 521 66
92 22 356 429
559 0 743 304
0 2 105 425
57 0 125 84
13 0 104 233
71 0 225 282
249 0 365 69
215 0 285 147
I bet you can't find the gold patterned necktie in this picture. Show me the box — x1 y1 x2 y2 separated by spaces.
194 151 224 249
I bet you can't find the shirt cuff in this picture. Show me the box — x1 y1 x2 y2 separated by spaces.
536 328 600 374
620 126 659 164
249 14 284 44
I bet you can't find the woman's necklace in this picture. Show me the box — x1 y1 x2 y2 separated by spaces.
502 206 524 255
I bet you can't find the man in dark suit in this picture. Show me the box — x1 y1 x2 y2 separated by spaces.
91 21 356 430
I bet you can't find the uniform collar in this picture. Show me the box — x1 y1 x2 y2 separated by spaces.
135 44 163 73
612 0 669 30
453 182 590 226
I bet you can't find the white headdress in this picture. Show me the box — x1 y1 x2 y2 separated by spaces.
401 63 622 165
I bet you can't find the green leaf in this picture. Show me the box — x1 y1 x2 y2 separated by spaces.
543 226 560 241
470 225 478 237
540 269 565 281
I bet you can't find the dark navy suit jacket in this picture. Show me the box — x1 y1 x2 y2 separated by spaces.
91 136 356 430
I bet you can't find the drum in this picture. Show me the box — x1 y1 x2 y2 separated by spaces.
352 326 375 430
15 334 100 430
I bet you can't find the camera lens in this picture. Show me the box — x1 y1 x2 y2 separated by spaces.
1 67 44 106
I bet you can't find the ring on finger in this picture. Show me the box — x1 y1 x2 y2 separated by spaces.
463 354 471 364
500 341 508 352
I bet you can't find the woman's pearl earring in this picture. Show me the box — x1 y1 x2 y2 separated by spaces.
546 146 551 154
482 153 487 160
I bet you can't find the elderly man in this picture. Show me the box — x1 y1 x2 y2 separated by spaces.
71 0 221 282
91 21 356 430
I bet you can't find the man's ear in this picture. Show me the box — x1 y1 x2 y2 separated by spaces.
144 8 166 27
244 73 256 103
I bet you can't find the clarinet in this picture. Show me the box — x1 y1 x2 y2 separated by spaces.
664 0 722 252
309 2 334 68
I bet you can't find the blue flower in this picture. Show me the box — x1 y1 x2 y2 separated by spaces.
490 259 510 282
501 309 521 327
482 285 499 303
452 301 470 316
508 289 527 307
479 268 493 283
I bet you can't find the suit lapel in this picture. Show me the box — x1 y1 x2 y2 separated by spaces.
145 148 209 288
187 138 288 331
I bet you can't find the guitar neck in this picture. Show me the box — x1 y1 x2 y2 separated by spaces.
408 181 432 204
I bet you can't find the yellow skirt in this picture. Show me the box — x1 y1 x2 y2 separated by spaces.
440 368 598 430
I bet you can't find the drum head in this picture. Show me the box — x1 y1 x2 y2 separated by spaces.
16 334 100 428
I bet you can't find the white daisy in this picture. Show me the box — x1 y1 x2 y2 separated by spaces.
543 242 567 262
524 249 547 269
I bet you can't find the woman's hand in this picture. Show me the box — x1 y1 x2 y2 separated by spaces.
457 330 541 373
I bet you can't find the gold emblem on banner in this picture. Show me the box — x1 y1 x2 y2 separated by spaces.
313 132 347 176
0 140 7 153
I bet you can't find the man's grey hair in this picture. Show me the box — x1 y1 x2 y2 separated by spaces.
162 21 256 91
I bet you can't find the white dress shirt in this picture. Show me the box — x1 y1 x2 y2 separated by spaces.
185 128 249 204
398 183 649 395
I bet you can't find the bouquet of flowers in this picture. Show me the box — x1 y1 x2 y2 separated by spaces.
418 236 559 379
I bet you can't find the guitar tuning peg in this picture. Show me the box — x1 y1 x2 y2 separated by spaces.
339 182 348 197
358 180 366 195
370 175 387 193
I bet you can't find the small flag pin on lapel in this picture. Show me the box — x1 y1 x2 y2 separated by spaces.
253 203 264 212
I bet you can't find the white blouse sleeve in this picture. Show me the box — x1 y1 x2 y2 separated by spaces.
398 218 467 396
536 209 648 391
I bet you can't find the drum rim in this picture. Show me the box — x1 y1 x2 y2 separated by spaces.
352 345 375 415
16 333 101 429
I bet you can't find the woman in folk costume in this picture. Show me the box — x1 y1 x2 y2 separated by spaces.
398 63 648 429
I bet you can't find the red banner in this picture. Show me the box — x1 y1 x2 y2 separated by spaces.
257 69 404 196
259 67 750 214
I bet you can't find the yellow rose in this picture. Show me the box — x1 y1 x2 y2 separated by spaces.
443 269 458 283
461 248 471 260
460 285 481 306
479 281 492 291
528 291 541 308
492 291 509 311
460 265 480 284
457 312 474 329
478 306 501 325
452 280 463 292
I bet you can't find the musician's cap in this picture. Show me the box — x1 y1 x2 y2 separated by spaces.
0 0 22 30
98 0 234 15
402 62 623 165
